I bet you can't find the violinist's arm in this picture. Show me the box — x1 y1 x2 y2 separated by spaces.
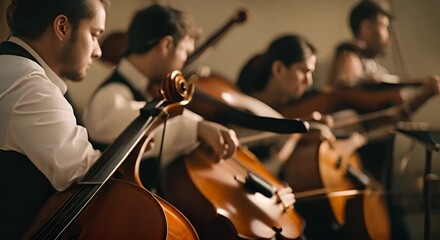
402 75 440 115
333 51 368 87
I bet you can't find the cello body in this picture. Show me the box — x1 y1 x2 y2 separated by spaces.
24 179 168 240
163 146 304 240
280 138 390 240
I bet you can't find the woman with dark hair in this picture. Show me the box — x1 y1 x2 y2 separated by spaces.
237 34 317 110
235 35 370 239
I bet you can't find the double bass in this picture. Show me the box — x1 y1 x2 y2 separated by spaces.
23 71 198 239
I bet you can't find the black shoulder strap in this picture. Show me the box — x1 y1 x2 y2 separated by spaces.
98 71 146 101
0 41 40 65
336 42 362 56
88 71 146 151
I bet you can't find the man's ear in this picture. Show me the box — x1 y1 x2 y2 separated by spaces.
157 35 175 56
53 15 70 42
359 19 373 39
272 60 286 80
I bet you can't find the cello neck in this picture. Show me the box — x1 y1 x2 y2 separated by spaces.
182 9 248 75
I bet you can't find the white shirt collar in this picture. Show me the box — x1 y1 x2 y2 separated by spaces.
8 36 67 94
117 58 149 100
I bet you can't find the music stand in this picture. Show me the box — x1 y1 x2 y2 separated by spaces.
397 126 440 240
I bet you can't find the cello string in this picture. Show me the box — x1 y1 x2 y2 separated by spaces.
226 147 281 191
32 185 97 239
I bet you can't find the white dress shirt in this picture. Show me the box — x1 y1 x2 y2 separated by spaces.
0 37 101 191
83 58 201 167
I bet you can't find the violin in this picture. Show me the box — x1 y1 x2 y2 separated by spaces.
23 71 198 239
278 86 405 119
279 75 438 136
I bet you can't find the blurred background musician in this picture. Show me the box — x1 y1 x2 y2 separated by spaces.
235 34 373 239
83 4 240 190
326 0 439 91
323 2 440 238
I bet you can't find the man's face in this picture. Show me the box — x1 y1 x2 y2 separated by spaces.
59 0 106 81
365 13 390 56
164 35 195 74
277 54 316 100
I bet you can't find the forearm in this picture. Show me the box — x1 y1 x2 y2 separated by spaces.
145 110 202 167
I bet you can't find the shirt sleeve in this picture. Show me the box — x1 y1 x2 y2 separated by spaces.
7 77 100 191
145 109 202 167
83 83 144 144
334 51 365 87
84 83 203 167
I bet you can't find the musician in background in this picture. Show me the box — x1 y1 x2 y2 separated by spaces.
236 33 369 239
99 31 127 68
0 0 108 238
324 0 439 191
237 34 348 132
236 33 368 181
325 1 440 239
325 0 439 93
236 28 440 179
236 31 439 239
83 4 245 191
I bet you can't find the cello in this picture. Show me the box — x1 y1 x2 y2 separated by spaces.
164 145 305 240
23 71 198 239
281 133 390 240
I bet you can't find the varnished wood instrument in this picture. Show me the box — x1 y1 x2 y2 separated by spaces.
23 71 198 240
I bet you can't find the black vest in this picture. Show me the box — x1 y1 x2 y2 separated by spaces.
0 41 57 239
100 71 146 101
